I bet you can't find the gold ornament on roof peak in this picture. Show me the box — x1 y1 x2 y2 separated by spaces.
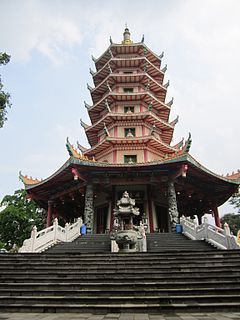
122 26 133 45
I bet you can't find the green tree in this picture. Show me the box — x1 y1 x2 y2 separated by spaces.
220 213 240 236
0 52 11 128
0 189 45 250
229 193 240 213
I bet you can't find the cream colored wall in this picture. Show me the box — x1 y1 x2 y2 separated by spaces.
147 150 163 162
97 152 113 163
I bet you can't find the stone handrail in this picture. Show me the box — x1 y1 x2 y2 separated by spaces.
180 216 240 250
19 217 83 253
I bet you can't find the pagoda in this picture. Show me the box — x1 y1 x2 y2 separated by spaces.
20 28 240 234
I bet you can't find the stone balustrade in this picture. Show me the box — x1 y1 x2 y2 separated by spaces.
19 217 83 253
180 216 240 250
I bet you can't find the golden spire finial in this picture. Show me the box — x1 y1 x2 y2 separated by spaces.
122 24 133 45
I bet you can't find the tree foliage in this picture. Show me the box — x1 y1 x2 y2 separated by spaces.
229 192 240 213
0 189 45 250
0 52 11 128
221 213 240 236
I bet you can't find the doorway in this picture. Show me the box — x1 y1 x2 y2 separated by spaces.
95 205 108 234
155 205 169 233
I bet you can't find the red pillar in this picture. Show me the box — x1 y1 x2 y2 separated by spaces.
47 200 53 227
147 185 154 233
213 206 221 228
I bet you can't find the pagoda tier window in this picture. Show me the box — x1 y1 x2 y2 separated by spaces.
123 88 134 93
124 128 135 137
124 106 134 113
124 155 137 164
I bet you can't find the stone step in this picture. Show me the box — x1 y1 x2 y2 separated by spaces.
1 286 240 297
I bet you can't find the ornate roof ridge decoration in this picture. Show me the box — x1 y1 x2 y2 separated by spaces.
170 115 179 127
66 137 82 159
66 138 96 162
19 171 42 186
180 133 192 154
225 170 240 181
80 118 90 130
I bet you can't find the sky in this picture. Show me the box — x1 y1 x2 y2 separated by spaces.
0 0 239 216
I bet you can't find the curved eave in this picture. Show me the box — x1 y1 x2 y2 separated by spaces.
85 111 174 146
93 57 164 86
88 91 170 124
95 43 161 71
84 135 178 157
90 72 166 104
24 152 239 208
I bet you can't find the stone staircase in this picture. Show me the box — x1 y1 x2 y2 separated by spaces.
47 234 111 253
0 248 240 313
146 233 214 252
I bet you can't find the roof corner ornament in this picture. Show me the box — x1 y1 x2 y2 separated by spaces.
103 122 110 137
105 99 111 112
159 51 164 59
141 34 144 43
170 115 179 127
161 64 167 73
89 68 95 76
91 55 97 62
66 137 82 159
80 118 90 130
164 80 170 89
167 97 174 107
84 101 91 110
181 133 192 153
77 141 87 153
109 36 113 45
19 170 24 183
87 83 93 91
145 80 150 91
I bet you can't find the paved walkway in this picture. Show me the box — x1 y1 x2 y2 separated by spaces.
0 313 240 320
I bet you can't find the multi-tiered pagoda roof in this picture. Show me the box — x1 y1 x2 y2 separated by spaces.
20 28 239 229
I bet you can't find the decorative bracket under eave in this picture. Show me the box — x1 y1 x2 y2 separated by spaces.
170 164 189 181
71 168 87 182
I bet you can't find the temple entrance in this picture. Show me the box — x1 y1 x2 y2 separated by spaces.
133 202 145 226
95 205 108 234
155 205 169 233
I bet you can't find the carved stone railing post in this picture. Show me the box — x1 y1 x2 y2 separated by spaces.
84 184 94 234
167 180 179 231
31 226 37 252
